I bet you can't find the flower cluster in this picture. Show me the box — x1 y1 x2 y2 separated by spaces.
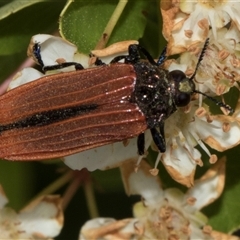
80 158 237 240
159 0 240 185
0 185 63 239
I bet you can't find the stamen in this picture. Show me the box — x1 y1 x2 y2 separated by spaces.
178 131 186 143
209 154 218 164
135 155 145 172
149 168 159 176
171 137 178 149
190 131 212 158
154 152 162 169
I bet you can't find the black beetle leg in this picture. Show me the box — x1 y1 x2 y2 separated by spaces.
137 132 145 155
109 44 161 66
43 62 84 72
89 53 106 66
109 44 154 65
150 127 166 153
127 44 168 66
156 46 167 66
33 43 44 68
126 44 156 65
33 43 84 73
94 58 106 66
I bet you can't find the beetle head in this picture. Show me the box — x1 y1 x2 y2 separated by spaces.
168 70 195 107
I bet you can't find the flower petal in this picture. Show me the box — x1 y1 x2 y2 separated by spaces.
8 68 44 90
120 159 163 206
79 218 140 240
64 130 152 171
19 195 63 237
28 34 79 67
195 112 240 151
162 142 197 187
185 156 226 210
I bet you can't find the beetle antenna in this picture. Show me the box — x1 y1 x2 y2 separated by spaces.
189 38 233 113
189 38 210 81
194 89 234 114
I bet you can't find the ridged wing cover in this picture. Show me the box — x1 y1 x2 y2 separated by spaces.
0 64 147 160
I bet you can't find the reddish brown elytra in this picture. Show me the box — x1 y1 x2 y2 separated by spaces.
0 64 147 160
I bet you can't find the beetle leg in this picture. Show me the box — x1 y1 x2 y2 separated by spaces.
93 44 167 67
94 58 106 66
109 44 155 65
125 44 157 65
156 46 167 66
33 43 44 68
127 44 168 66
150 127 166 153
43 62 84 72
88 53 106 66
137 132 145 155
110 44 156 65
33 43 84 73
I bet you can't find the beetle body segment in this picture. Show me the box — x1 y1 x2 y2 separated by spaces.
133 61 177 129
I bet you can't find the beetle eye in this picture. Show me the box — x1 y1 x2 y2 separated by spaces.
176 92 190 107
168 70 186 82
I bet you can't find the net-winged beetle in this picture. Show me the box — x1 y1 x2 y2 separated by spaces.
0 38 233 160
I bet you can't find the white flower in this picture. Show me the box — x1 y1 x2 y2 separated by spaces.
28 34 89 70
153 100 240 187
168 32 240 97
64 130 152 171
8 34 88 90
161 0 240 55
121 158 225 239
79 157 234 240
0 185 63 239
159 0 240 186
80 218 141 240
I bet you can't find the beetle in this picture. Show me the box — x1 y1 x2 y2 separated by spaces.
0 38 233 160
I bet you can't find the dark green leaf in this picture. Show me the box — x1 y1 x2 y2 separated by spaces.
59 0 155 53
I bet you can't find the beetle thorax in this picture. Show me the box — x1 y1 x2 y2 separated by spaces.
132 62 177 128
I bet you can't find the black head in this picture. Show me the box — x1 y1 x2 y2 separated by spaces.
164 39 210 109
164 38 233 113
168 70 195 107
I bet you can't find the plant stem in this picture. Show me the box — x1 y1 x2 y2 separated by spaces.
25 170 73 208
95 0 128 50
84 179 99 218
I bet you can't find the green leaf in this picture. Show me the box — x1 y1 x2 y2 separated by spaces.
0 1 66 83
0 0 50 20
59 0 151 53
0 161 35 210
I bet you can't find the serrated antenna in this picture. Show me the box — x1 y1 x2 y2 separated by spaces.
194 90 234 114
189 38 234 113
190 38 210 81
